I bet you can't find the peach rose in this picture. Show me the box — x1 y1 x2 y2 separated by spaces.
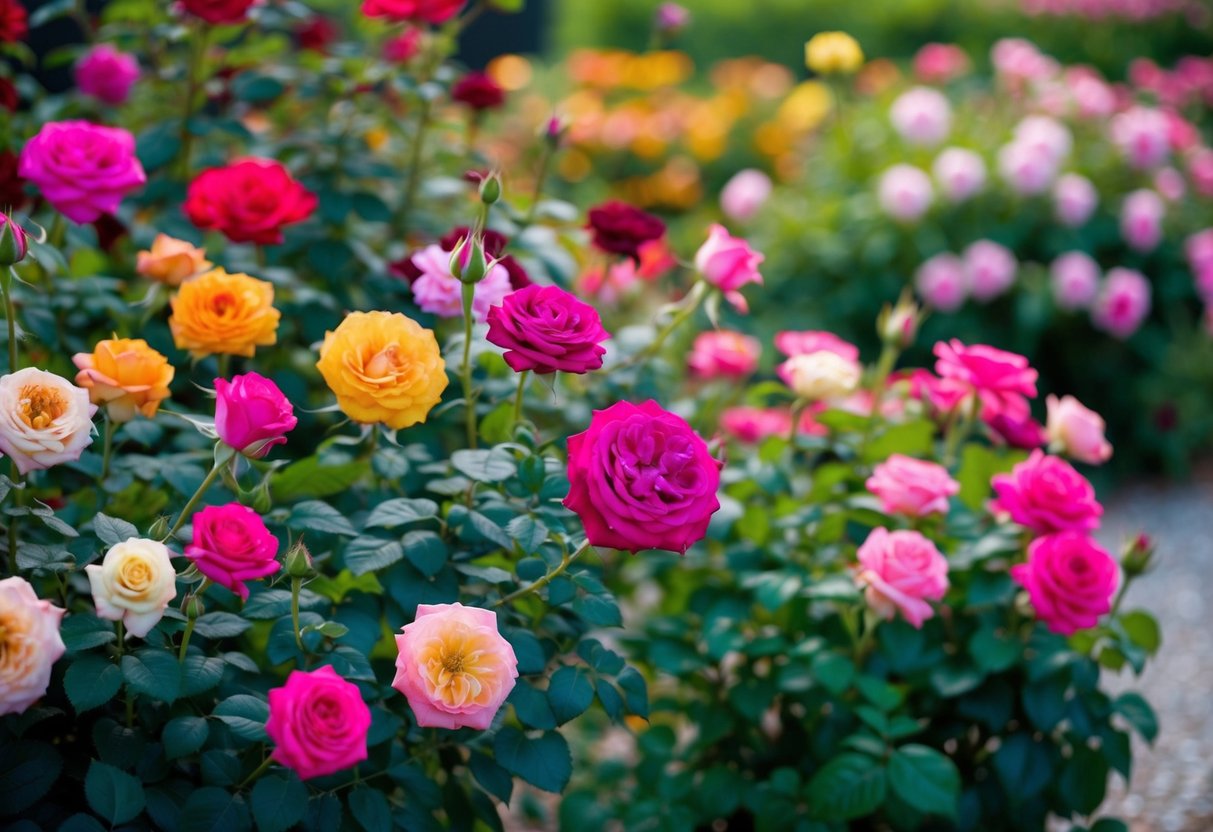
85 538 177 638
169 267 280 359
1046 394 1112 465
73 338 174 422
0 367 97 475
0 576 65 716
136 234 211 286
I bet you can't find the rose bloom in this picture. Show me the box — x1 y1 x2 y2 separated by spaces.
1154 166 1186 202
181 0 258 24
0 368 96 475
934 339 1038 421
1015 115 1072 161
587 200 666 261
1066 68 1116 119
855 527 949 630
0 0 27 42
990 449 1102 535
915 253 967 312
986 410 1045 450
719 407 793 443
485 285 609 375
451 72 505 111
962 240 1017 302
1046 394 1112 465
392 603 517 730
804 31 863 75
408 243 513 323
18 120 146 224
73 338 174 423
296 16 339 52
720 169 772 222
169 268 280 359
932 147 986 202
912 43 970 84
86 538 177 638
383 28 421 62
1187 146 1213 198
267 666 371 780
1110 106 1171 169
877 164 933 223
889 87 952 147
360 0 464 23
565 400 721 554
1092 267 1151 339
1011 532 1118 636
136 234 211 286
997 140 1059 196
866 454 960 517
1186 229 1213 274
391 227 530 292
184 158 317 245
694 224 764 312
654 2 690 32
687 331 760 380
774 330 860 362
1050 252 1101 311
316 310 448 430
784 351 861 401
1053 173 1098 227
74 45 139 105
186 503 280 600
1120 189 1164 253
215 372 297 458
0 577 65 717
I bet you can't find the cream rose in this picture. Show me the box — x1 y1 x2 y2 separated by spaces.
86 538 178 638
785 350 862 401
1046 394 1112 465
0 576 66 716
0 367 97 475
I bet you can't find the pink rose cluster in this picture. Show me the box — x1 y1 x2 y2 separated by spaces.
876 164 933 222
1047 254 1151 338
889 87 953 147
913 241 1017 310
998 115 1071 195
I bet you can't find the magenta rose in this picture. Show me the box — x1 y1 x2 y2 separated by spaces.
855 527 949 629
214 372 297 459
185 503 280 600
74 45 140 106
361 0 465 23
933 338 1038 421
18 120 146 224
485 285 609 375
564 400 721 554
990 449 1102 535
1011 532 1118 635
586 200 666 261
266 666 371 780
451 71 506 111
866 454 959 517
694 223 764 312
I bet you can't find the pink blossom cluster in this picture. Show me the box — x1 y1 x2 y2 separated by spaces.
914 241 1017 310
1021 0 1190 19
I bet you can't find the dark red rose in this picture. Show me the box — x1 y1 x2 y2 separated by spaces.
92 213 127 253
184 158 317 245
388 255 423 284
440 226 506 258
0 0 27 43
181 0 257 24
0 151 27 212
499 254 531 290
986 411 1045 450
451 72 505 112
297 17 339 52
586 200 666 260
383 28 421 63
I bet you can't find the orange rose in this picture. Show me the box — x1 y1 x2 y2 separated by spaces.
73 338 174 422
169 268 280 359
136 234 211 286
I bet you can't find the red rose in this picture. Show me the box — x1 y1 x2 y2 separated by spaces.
451 72 505 112
0 0 27 43
0 77 17 112
587 200 666 260
297 17 339 52
360 0 464 24
0 150 26 212
184 158 316 245
181 0 257 24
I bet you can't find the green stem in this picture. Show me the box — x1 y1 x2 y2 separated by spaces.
495 540 593 607
512 370 529 430
178 578 210 662
100 415 115 482
6 467 20 575
622 282 707 370
178 24 211 179
942 394 980 469
217 353 231 380
3 267 18 372
460 281 478 449
857 342 899 459
238 754 274 790
522 146 553 227
290 576 304 653
163 458 225 541
399 97 433 235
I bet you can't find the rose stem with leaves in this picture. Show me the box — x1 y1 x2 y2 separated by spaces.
177 578 211 662
2 266 19 573
512 370 529 429
495 540 594 607
163 447 234 541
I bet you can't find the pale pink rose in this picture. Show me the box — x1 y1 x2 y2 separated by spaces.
1110 106 1171 169
1053 173 1098 227
694 224 763 312
1154 167 1186 202
1050 251 1101 311
991 38 1058 87
877 164 933 222
1066 67 1115 118
889 87 952 147
719 407 792 443
1015 115 1072 162
720 169 772 222
1120 189 1165 252
1092 267 1151 339
409 243 513 322
1046 394 1112 465
0 577 65 716
1186 229 1213 273
855 527 949 629
915 252 967 311
774 330 859 386
866 454 959 517
963 240 1017 302
0 368 97 475
688 331 760 380
1186 146 1213 197
392 603 518 730
932 147 986 202
998 140 1060 195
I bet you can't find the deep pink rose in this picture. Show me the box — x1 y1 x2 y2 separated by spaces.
866 454 959 517
694 224 763 312
75 45 140 105
361 0 464 23
485 285 609 375
913 43 970 84
1011 532 1118 635
933 339 1038 421
985 410 1046 450
18 120 146 224
392 603 517 730
451 72 506 111
990 449 1102 535
855 527 949 629
688 331 760 380
564 400 721 554
214 372 297 458
266 666 371 780
185 503 280 600
1092 267 1151 339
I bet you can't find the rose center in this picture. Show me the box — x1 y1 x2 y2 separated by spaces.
17 385 67 429
211 292 237 316
364 343 403 378
119 558 153 591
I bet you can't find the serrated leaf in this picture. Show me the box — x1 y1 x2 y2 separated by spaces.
193 612 252 639
469 752 513 804
344 535 404 576
887 744 960 819
402 530 447 576
163 716 209 760
805 753 887 821
213 695 269 741
547 665 594 725
250 774 307 832
451 449 515 483
64 654 123 713
93 513 140 547
349 786 390 832
505 516 548 554
122 649 181 703
287 501 357 537
364 498 439 529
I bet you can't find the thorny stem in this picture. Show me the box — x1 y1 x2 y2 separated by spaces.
495 540 593 607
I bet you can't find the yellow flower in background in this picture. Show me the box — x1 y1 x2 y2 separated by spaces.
779 81 833 132
316 310 448 430
364 126 390 153
169 268 280 359
136 234 211 287
805 31 864 75
73 338 174 423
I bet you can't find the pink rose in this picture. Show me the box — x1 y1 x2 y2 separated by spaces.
719 407 793 443
963 240 1017 302
1015 115 1072 161
564 400 721 554
266 666 371 780
877 164 933 221
889 87 952 147
75 44 139 105
866 454 960 517
0 576 65 716
360 0 464 23
1066 67 1115 118
1120 189 1164 253
932 147 986 202
1110 106 1171 169
855 527 949 629
1046 394 1112 465
1053 173 1098 227
912 43 970 84
214 372 297 459
990 449 1102 535
985 410 1046 450
1091 267 1151 339
408 242 513 322
18 120 146 224
485 285 609 375
185 503 280 600
694 224 763 312
392 603 518 730
774 330 859 386
720 169 772 222
991 38 1057 86
915 253 967 312
997 140 1059 195
688 330 760 380
1154 167 1186 202
934 339 1038 422
1011 532 1118 635
1187 146 1213 197
1049 252 1100 311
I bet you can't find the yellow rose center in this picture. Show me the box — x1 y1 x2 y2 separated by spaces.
211 292 237 317
0 609 26 671
118 556 153 592
18 385 67 429
364 343 403 379
418 624 500 710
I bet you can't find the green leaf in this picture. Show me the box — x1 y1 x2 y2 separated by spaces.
85 760 146 825
1118 610 1161 654
993 733 1052 799
122 649 181 703
465 510 512 549
547 665 594 725
573 594 622 627
492 728 572 794
93 513 139 547
451 449 515 483
287 500 357 537
509 682 556 730
182 787 251 832
0 741 62 815
193 612 252 639
969 627 1021 673
64 654 123 713
251 774 308 832
1058 746 1108 816
163 716 210 760
887 744 960 819
364 498 439 529
860 419 936 464
402 530 448 576
213 695 270 742
617 667 649 718
469 752 513 804
344 535 405 576
811 652 855 696
805 753 887 821
271 457 370 502
1114 692 1158 743
349 786 391 832
505 516 548 554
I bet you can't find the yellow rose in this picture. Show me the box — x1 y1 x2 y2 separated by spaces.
73 338 175 422
85 538 177 638
805 32 864 76
316 311 449 430
169 268 280 359
135 234 212 286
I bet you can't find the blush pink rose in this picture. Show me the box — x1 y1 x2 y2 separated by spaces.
1046 394 1112 465
1053 173 1098 227
1120 189 1164 252
0 576 65 716
997 139 1059 195
1091 267 1151 339
694 224 764 312
915 253 967 312
409 242 513 322
564 400 721 554
932 147 986 202
485 284 609 375
185 503 281 600
75 45 140 105
877 164 933 221
890 87 952 147
18 120 146 224
866 454 960 517
266 666 371 780
1011 532 1118 635
720 169 772 222
855 527 949 629
214 372 297 459
1050 251 1101 311
688 331 760 380
963 240 1017 302
1110 106 1171 169
934 339 1038 422
990 449 1102 535
392 603 518 730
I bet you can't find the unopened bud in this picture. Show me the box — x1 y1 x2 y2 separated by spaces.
147 516 169 540
184 595 205 620
0 215 29 267
1121 533 1155 578
455 236 489 285
285 541 314 578
654 2 691 34
542 116 567 149
479 172 501 205
877 290 922 349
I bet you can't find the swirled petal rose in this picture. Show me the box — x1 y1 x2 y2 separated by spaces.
1011 532 1118 635
866 455 959 517
855 527 949 629
73 338 174 423
136 234 211 286
266 666 371 780
486 284 609 374
214 372 296 458
169 268 280 359
184 158 316 245
990 449 1102 535
18 120 145 224
0 367 97 475
185 503 281 600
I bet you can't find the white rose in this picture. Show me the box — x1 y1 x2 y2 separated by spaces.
85 538 177 638
785 351 862 401
0 367 96 475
